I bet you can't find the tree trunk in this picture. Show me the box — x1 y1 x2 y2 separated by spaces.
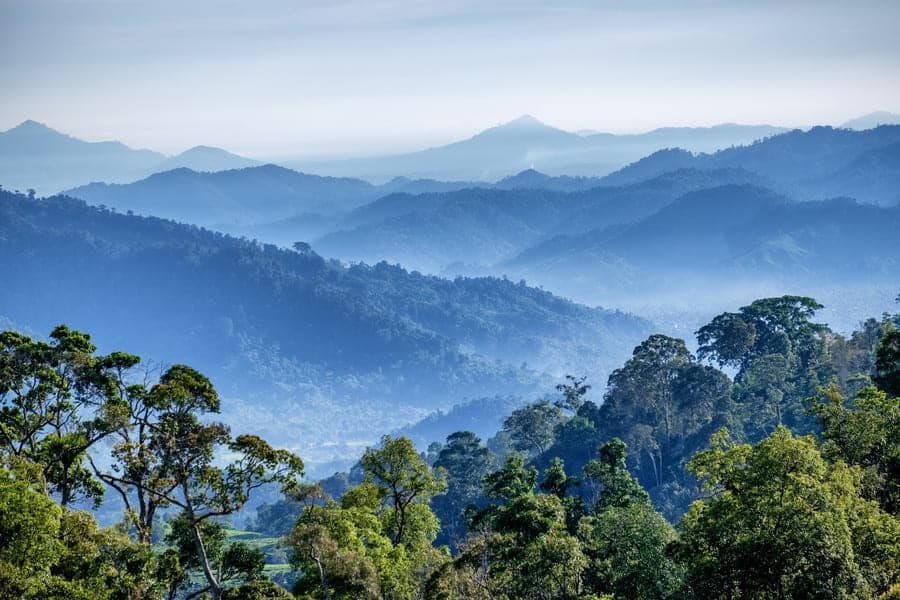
314 555 332 600
183 484 221 599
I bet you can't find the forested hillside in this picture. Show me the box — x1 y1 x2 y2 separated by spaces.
0 189 650 465
3 296 897 599
315 168 766 273
507 186 900 297
602 125 900 205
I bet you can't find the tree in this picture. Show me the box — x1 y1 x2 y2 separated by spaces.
290 495 382 600
430 431 496 548
360 435 447 546
0 458 158 599
697 295 827 374
431 454 587 599
678 427 900 599
164 513 265 599
90 364 213 543
0 326 139 507
874 329 900 397
579 502 680 599
601 335 693 487
291 475 446 600
811 383 900 514
502 400 564 457
92 364 303 600
539 457 584 534
555 375 590 413
697 297 830 438
581 438 649 512
0 458 63 598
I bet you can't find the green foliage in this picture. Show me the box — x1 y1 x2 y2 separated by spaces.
0 458 159 599
221 579 294 599
291 436 448 600
430 431 497 548
430 451 588 599
812 383 900 514
697 296 826 371
0 326 139 507
874 329 900 396
360 435 447 546
678 426 900 599
0 459 63 597
582 438 650 512
502 399 565 457
579 502 680 599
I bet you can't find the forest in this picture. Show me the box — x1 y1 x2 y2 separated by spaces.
2 294 898 599
0 188 650 464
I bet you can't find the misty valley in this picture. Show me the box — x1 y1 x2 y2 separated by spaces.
2 111 899 599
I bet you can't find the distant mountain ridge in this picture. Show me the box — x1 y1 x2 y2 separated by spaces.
290 115 787 181
314 168 769 273
841 111 900 130
153 145 261 172
5 113 893 194
0 120 261 195
67 164 379 227
601 125 900 205
0 120 165 195
502 185 900 314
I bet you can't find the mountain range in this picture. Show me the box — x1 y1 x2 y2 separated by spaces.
602 125 900 205
3 116 790 195
504 186 899 308
0 120 260 195
0 189 651 468
8 113 896 197
57 123 900 328
289 115 787 181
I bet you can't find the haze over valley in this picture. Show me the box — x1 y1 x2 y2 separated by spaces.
3 2 900 598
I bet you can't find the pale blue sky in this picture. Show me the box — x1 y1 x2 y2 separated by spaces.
2 0 899 157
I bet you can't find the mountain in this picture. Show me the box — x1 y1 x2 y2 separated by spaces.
0 120 165 195
153 145 261 172
289 116 786 181
841 111 900 130
314 168 769 274
810 142 900 206
66 164 381 228
64 164 496 239
0 120 270 195
503 185 900 318
494 169 605 192
600 125 900 205
0 189 651 467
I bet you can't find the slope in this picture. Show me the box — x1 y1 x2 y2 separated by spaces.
0 190 651 465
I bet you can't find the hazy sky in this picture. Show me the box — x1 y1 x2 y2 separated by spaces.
2 0 899 157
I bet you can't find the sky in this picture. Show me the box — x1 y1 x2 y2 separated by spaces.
2 0 899 158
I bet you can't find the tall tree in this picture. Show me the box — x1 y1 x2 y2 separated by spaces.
578 439 681 599
501 400 565 457
601 334 693 487
92 364 303 600
811 383 900 515
874 329 900 397
0 326 139 507
678 427 900 599
696 295 827 374
430 431 496 548
360 435 447 546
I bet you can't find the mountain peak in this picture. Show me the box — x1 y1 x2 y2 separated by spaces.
182 145 221 153
505 114 546 128
841 111 900 130
7 119 58 135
